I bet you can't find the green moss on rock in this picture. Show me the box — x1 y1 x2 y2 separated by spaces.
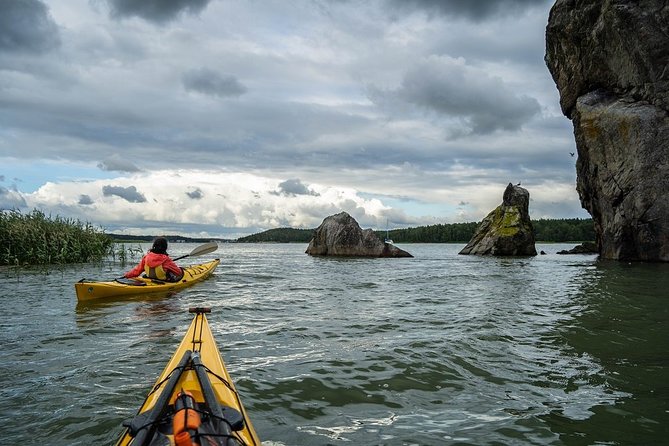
459 184 537 256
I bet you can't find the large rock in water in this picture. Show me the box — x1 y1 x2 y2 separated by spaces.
545 0 669 261
459 184 537 256
305 212 412 257
557 242 598 255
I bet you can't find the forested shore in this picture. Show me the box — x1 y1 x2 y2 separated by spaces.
238 218 595 243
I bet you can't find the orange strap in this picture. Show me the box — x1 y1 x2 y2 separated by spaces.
173 391 201 446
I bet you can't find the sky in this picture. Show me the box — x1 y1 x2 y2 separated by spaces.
0 0 587 239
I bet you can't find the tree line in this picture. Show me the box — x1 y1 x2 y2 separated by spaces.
237 218 595 243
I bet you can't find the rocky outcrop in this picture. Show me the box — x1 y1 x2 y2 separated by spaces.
545 0 669 261
557 242 598 255
459 183 537 256
305 212 412 257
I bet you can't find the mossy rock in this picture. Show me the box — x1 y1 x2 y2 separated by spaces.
460 184 537 256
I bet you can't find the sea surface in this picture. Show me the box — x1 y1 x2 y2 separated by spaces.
0 243 667 445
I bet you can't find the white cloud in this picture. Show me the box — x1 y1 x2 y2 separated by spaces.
23 170 395 236
18 169 587 238
0 186 27 209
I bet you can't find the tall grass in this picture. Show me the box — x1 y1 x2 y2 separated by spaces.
0 209 114 265
111 242 145 267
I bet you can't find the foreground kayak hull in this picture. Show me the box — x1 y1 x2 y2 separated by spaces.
116 308 260 446
75 259 220 301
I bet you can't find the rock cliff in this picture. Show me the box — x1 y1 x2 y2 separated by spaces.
545 0 669 261
305 212 413 257
459 183 537 256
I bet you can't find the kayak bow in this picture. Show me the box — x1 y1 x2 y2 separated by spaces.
116 307 260 446
75 259 220 301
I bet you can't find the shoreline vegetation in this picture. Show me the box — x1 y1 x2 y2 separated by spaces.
1 209 114 266
1 209 595 266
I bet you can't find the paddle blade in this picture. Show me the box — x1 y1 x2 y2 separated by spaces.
189 241 218 257
173 241 219 261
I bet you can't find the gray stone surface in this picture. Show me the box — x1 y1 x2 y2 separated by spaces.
305 212 413 257
459 183 537 256
545 0 669 261
557 242 598 255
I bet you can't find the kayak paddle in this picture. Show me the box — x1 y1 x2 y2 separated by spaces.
173 241 219 261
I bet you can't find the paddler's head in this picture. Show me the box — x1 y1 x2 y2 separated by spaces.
151 236 168 254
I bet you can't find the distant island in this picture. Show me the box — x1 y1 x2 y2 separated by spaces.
236 218 595 244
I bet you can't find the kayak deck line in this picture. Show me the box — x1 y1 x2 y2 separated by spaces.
115 308 260 446
115 278 148 286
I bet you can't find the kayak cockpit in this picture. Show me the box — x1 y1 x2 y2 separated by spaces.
123 348 246 446
116 307 259 446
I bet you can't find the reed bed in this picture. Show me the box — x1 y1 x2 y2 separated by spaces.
0 209 114 265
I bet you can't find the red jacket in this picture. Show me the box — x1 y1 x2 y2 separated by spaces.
125 252 182 279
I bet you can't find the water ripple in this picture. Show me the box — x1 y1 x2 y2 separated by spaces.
1 245 668 445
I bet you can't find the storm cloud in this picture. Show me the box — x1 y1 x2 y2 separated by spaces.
186 188 203 199
384 0 552 21
102 185 147 203
98 155 142 173
273 179 320 197
0 0 60 53
370 56 542 135
0 186 27 209
78 194 94 205
182 68 247 98
105 0 212 23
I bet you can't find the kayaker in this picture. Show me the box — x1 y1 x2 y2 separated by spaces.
124 237 184 282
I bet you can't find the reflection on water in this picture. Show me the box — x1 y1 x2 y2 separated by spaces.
0 244 667 445
544 261 669 444
75 290 179 313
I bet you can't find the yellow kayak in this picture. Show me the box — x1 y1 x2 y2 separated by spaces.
116 308 260 446
75 259 220 301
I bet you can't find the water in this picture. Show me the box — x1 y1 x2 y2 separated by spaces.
0 243 667 445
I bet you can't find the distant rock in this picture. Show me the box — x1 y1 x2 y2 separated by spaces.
557 242 598 255
305 212 413 257
545 0 669 261
459 183 537 256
